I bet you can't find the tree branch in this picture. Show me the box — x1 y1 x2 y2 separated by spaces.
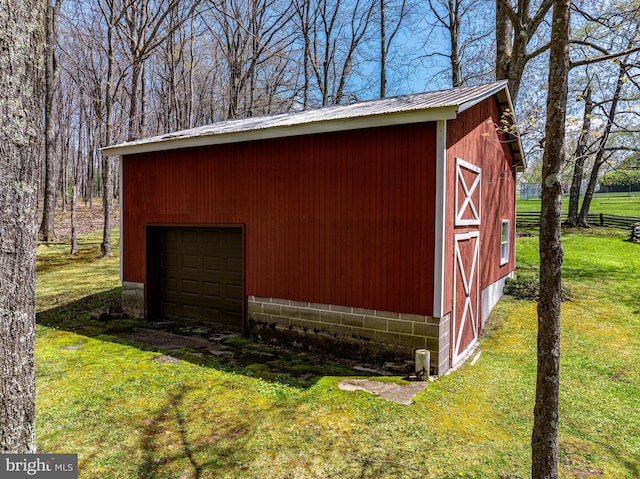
570 43 640 69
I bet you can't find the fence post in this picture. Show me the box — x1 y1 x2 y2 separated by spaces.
600 213 604 226
632 222 640 242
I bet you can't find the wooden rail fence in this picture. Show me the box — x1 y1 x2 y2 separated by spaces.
516 212 640 229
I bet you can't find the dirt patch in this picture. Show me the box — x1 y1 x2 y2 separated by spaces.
610 366 629 381
115 329 217 350
40 199 120 241
338 378 428 405
152 354 181 365
560 467 604 478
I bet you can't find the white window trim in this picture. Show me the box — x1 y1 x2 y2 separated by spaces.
500 220 510 266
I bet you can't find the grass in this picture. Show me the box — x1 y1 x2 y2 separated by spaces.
517 191 640 216
35 227 639 478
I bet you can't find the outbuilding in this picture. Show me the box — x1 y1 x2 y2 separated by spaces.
103 80 524 375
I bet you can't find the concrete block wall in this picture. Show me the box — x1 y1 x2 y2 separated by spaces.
249 296 450 374
122 281 145 318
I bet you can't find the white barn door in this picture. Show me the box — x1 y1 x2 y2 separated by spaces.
452 158 482 366
452 231 480 365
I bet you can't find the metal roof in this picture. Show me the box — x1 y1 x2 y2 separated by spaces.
102 80 524 168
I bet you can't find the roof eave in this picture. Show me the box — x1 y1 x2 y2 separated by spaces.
100 106 460 157
474 82 525 172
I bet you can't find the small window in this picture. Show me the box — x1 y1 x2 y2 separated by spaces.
500 220 510 266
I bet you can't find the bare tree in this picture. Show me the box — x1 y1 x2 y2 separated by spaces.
495 0 553 102
577 55 631 227
379 0 408 96
293 0 313 107
303 0 376 105
70 100 87 255
39 0 62 242
568 2 640 226
99 0 124 257
0 0 45 453
564 80 593 227
206 0 297 119
532 0 570 476
119 0 201 140
426 0 493 87
149 11 198 132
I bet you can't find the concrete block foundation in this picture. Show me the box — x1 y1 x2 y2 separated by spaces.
248 296 450 375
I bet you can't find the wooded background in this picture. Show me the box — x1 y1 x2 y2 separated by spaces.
38 0 640 249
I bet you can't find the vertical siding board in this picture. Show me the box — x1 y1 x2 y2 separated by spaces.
373 132 382 308
407 137 418 310
316 138 326 300
381 130 392 309
335 133 348 302
358 134 370 307
298 139 307 299
392 134 402 311
404 138 414 310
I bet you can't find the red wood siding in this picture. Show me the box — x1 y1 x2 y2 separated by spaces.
122 123 438 316
442 99 517 316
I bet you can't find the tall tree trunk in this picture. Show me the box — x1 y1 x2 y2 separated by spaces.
449 0 460 87
39 0 61 242
495 0 511 81
128 60 142 141
565 82 593 227
0 0 45 453
70 184 78 255
188 15 196 127
532 1 570 477
379 0 387 96
577 59 627 227
495 0 553 103
300 0 311 108
100 1 117 258
70 108 82 255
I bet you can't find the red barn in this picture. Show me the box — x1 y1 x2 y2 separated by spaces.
103 81 524 375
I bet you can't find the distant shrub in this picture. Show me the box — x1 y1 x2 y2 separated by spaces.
599 169 640 187
504 274 540 300
504 274 571 301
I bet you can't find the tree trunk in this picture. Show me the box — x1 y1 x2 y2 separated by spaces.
495 0 511 81
70 108 82 255
379 0 387 97
100 2 117 258
70 184 78 255
532 1 570 478
577 59 627 227
565 82 593 227
0 0 45 453
100 155 114 258
39 0 60 242
128 60 142 141
449 0 460 87
495 0 553 103
298 0 311 108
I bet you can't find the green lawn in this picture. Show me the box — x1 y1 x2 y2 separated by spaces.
517 191 640 216
35 228 639 478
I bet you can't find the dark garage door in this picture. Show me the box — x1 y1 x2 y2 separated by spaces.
153 227 243 329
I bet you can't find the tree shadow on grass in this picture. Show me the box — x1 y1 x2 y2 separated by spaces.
36 242 108 275
36 288 385 390
136 384 253 479
134 384 426 479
